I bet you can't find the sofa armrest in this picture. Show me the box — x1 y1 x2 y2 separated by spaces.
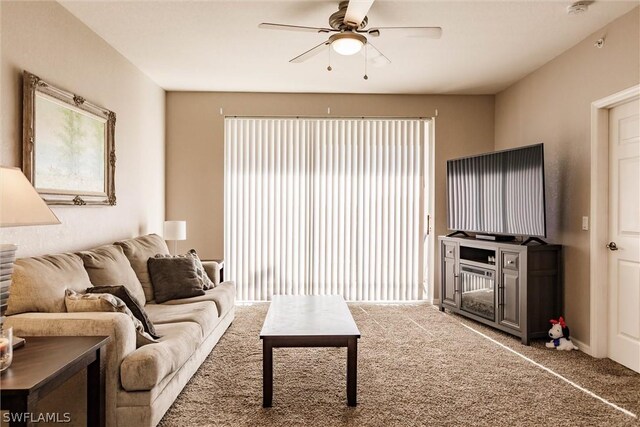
202 261 222 285
4 312 137 427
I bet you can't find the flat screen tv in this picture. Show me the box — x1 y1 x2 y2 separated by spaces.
446 143 546 238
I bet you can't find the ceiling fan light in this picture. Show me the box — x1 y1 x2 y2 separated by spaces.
330 33 366 56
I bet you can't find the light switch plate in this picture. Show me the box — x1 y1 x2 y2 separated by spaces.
582 216 589 231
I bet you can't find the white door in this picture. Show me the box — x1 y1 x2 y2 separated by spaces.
608 99 640 372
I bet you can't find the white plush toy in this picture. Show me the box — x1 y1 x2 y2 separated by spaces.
545 317 578 351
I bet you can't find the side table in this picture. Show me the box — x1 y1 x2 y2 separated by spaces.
0 335 109 427
204 259 224 283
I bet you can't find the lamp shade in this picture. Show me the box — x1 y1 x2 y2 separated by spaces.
164 220 186 241
330 33 366 56
0 167 60 227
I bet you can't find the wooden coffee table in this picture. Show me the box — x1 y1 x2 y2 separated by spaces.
260 295 361 407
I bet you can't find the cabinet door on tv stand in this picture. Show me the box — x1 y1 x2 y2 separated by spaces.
498 251 521 331
441 242 459 309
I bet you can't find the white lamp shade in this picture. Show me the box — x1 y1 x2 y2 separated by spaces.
164 220 186 241
0 167 60 227
332 37 364 56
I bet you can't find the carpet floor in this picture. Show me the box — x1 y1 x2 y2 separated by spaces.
158 303 640 427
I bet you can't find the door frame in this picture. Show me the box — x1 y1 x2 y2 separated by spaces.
425 118 437 303
589 84 640 358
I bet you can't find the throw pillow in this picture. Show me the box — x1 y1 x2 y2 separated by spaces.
147 256 205 304
65 289 157 347
86 285 159 339
188 249 215 290
79 245 146 308
114 234 170 303
154 250 215 290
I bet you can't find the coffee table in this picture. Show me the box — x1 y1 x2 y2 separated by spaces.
260 295 361 407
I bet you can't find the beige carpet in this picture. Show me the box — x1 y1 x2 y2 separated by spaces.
159 303 640 426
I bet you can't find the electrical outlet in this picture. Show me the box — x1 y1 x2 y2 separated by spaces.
582 216 589 231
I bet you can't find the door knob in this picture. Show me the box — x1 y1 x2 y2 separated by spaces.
606 242 619 251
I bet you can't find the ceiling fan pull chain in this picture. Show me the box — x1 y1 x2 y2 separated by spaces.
364 44 369 80
327 46 332 71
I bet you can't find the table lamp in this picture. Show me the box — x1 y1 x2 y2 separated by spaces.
0 166 60 350
163 220 186 255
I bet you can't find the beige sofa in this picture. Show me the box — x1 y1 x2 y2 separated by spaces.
4 234 235 427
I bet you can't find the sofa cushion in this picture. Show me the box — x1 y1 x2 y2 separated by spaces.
87 285 159 339
144 301 219 337
114 234 170 302
147 256 205 304
163 282 235 317
65 289 157 347
120 321 202 391
79 245 146 307
6 253 93 315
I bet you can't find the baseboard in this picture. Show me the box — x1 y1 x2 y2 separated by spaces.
571 337 593 356
431 298 440 306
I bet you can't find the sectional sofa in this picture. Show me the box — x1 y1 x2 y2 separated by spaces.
4 234 235 427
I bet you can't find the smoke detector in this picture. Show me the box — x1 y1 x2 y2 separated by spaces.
567 1 590 15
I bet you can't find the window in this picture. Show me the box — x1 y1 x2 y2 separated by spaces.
224 117 429 301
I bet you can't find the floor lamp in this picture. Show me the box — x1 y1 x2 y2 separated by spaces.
0 167 60 345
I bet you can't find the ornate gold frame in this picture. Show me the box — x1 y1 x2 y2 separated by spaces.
22 71 116 206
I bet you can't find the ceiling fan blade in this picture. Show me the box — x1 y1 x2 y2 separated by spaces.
290 40 330 63
366 27 443 39
344 0 375 27
259 23 334 34
365 41 391 67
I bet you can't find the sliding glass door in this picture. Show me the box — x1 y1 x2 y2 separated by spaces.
224 117 429 301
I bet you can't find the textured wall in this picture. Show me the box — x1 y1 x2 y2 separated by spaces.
494 8 640 345
166 92 495 299
0 1 166 257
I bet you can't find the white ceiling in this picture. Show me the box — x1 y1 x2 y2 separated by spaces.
59 0 638 94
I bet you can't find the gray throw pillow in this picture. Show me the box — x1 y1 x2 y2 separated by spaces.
65 289 157 347
155 250 215 290
147 256 205 304
188 249 215 290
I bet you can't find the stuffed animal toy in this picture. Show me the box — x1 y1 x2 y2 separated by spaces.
545 317 578 351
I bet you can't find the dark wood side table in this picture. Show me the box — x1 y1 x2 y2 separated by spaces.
0 336 109 427
204 259 224 282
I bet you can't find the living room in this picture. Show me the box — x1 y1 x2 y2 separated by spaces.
0 0 638 426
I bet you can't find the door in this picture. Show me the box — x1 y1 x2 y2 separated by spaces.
608 99 640 372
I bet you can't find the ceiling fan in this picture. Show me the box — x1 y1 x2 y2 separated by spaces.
258 0 442 70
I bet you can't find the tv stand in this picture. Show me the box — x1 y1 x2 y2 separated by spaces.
446 230 470 238
521 237 547 246
439 236 562 345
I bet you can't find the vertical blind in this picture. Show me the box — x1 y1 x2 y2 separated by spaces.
224 117 427 301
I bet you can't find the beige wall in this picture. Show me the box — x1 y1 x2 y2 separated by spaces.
166 92 495 298
0 1 166 258
495 8 640 345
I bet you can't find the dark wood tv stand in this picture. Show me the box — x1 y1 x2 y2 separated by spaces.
439 236 562 345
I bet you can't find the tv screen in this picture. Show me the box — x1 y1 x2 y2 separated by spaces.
446 144 546 237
